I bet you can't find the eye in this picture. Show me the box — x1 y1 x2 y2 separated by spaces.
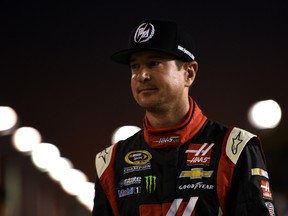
130 63 139 70
148 60 161 68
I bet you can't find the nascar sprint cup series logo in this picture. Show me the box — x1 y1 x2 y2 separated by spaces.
125 150 152 165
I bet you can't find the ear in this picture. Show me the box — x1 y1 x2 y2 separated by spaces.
184 61 198 87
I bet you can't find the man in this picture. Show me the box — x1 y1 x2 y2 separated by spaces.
92 19 277 215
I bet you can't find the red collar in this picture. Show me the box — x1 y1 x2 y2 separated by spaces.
143 97 207 148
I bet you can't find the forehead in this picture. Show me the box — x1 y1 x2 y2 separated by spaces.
129 50 176 63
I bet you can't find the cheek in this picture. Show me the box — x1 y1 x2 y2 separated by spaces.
130 78 134 90
168 72 186 88
130 78 137 95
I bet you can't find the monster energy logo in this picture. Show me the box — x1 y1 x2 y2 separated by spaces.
145 175 156 193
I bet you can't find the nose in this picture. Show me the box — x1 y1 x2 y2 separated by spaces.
139 69 151 82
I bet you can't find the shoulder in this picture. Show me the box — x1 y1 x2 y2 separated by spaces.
224 127 258 165
95 144 118 178
115 130 143 152
197 119 229 144
95 130 143 178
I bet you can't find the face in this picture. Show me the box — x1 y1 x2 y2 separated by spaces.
129 50 196 112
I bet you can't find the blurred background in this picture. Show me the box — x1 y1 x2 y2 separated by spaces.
0 1 287 215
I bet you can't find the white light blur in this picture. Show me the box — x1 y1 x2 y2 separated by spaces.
12 127 42 153
59 168 88 196
111 125 141 144
47 157 73 182
248 99 282 129
9 123 95 211
0 106 18 131
31 143 61 172
76 181 95 212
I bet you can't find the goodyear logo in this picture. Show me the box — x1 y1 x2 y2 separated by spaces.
145 175 156 193
180 168 213 179
125 150 152 165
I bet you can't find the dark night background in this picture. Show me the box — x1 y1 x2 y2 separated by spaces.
0 0 288 204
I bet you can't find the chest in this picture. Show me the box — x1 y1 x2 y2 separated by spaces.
114 140 222 206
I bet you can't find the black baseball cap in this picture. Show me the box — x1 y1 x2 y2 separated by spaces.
110 19 196 64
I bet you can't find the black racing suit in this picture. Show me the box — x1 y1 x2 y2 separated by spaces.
92 97 277 215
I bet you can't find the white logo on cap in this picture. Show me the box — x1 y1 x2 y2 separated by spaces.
177 45 195 60
134 23 155 43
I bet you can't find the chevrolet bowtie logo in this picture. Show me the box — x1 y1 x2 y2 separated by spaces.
180 168 213 179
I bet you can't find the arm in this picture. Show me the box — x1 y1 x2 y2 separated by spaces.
92 175 114 216
92 144 120 216
226 139 277 215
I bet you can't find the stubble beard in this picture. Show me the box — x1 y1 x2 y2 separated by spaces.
136 96 166 114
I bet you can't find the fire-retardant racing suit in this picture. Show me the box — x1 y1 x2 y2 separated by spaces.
92 97 276 215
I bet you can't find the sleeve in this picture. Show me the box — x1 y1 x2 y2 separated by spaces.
92 144 120 216
226 138 277 216
92 175 114 216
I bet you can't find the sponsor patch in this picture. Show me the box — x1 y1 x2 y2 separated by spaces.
125 150 152 165
185 143 214 166
251 168 269 179
139 197 199 215
96 145 114 178
98 148 109 164
123 163 151 174
226 128 255 165
152 136 180 144
178 182 214 190
260 180 273 200
179 168 213 179
119 177 141 187
231 131 243 155
145 175 156 193
118 186 141 198
265 202 276 216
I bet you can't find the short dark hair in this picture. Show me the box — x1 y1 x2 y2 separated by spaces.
175 59 188 70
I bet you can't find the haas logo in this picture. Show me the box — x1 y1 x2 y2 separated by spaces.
139 197 199 216
152 136 180 144
186 143 214 166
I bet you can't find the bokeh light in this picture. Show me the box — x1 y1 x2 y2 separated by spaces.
47 156 73 182
31 143 61 172
248 99 282 129
76 181 95 211
0 106 18 132
111 125 141 144
12 127 42 153
59 168 88 196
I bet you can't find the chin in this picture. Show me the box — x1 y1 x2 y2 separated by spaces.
137 98 152 108
137 99 160 111
137 102 152 110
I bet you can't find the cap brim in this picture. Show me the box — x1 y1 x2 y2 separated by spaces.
110 47 182 65
110 49 138 65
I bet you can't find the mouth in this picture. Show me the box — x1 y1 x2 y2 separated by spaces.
137 87 157 94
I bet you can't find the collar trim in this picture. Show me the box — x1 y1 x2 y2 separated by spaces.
143 97 207 148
